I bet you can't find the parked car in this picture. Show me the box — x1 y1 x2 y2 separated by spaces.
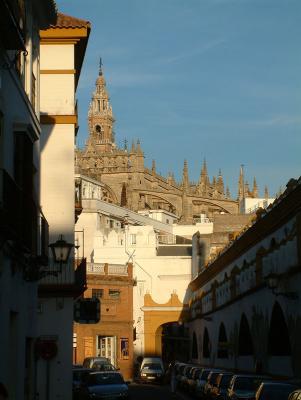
288 390 301 400
72 368 93 400
141 357 164 371
256 382 300 400
211 372 234 399
76 371 129 400
227 375 266 400
204 370 224 399
179 364 197 391
187 367 203 394
176 363 187 387
92 361 117 371
195 368 214 398
82 356 111 369
140 362 164 384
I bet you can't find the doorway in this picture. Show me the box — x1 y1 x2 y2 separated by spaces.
96 336 117 366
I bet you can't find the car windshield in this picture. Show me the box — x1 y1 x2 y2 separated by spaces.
209 373 220 384
93 363 115 371
234 377 261 391
261 384 299 400
87 373 124 386
220 375 233 388
200 370 210 381
143 363 162 370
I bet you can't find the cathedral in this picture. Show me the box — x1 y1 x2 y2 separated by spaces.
76 61 260 223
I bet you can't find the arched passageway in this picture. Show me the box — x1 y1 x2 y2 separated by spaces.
203 327 211 358
268 302 291 356
160 322 189 363
191 331 198 360
217 323 228 359
238 314 253 356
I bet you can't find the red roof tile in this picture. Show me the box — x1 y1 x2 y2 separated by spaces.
51 12 90 29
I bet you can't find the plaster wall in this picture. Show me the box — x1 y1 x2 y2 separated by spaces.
40 74 74 115
40 44 74 70
36 298 74 400
40 124 75 243
188 213 301 377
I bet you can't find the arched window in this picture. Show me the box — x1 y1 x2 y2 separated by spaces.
95 125 101 133
192 332 198 360
217 323 228 359
238 314 253 356
203 328 211 358
268 302 291 356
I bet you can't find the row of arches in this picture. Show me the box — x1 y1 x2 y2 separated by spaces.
191 302 291 360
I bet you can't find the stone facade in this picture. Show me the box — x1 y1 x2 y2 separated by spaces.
76 65 244 223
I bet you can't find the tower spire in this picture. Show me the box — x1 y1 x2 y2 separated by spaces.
252 177 258 197
217 168 224 196
99 57 103 75
182 160 189 191
237 164 245 200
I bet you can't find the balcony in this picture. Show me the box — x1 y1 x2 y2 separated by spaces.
38 258 87 298
0 168 22 240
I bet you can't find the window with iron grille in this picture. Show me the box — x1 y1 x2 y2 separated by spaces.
92 289 103 299
109 289 120 299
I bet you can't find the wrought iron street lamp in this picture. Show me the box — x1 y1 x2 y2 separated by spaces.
49 235 74 271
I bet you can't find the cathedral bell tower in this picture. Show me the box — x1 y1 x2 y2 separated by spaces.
88 58 115 152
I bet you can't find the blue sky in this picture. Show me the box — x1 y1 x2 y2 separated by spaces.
56 0 301 197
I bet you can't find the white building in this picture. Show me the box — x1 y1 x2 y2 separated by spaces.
0 1 56 398
75 174 193 357
187 177 301 378
37 14 90 400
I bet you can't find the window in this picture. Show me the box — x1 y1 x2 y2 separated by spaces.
109 220 114 229
109 289 120 299
92 289 103 299
120 338 129 359
130 234 136 245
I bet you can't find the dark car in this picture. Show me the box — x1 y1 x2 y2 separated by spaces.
91 361 117 371
82 357 111 369
77 371 129 400
72 368 93 400
211 372 234 399
227 375 266 400
256 382 300 400
140 362 164 384
204 371 224 399
288 390 301 400
195 368 214 398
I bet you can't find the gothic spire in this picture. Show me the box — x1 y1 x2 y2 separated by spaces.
264 185 269 199
152 159 156 175
252 177 258 197
136 139 142 154
182 160 189 191
237 164 245 200
99 57 103 76
226 186 231 198
217 168 224 195
131 140 136 153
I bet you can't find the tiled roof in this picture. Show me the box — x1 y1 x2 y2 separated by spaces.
51 12 90 28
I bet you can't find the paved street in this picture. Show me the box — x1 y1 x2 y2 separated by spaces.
129 382 187 400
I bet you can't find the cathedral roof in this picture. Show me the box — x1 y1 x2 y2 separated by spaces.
51 12 91 29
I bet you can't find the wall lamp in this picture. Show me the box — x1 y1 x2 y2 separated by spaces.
49 235 74 271
266 272 298 300
24 235 74 281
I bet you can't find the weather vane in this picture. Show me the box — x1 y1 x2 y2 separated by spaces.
99 57 103 75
